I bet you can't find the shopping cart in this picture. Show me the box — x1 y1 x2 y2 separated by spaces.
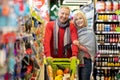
44 58 79 80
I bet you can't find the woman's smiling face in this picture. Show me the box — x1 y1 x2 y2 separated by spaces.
74 14 85 28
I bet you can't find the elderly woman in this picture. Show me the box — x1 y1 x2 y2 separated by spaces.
73 11 97 80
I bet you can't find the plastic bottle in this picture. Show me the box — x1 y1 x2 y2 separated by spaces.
106 0 112 11
96 0 105 12
118 1 120 10
113 0 118 11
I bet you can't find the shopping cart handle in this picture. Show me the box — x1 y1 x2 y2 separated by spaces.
44 58 80 64
53 58 70 61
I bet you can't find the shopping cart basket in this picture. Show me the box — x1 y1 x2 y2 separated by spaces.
44 58 79 80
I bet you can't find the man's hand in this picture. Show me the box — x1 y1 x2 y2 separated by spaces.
46 57 53 65
70 56 77 76
70 56 77 61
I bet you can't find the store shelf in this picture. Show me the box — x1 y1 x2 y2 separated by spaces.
96 67 120 69
97 43 119 45
96 54 120 57
96 11 116 14
95 31 120 34
96 20 120 23
94 0 120 79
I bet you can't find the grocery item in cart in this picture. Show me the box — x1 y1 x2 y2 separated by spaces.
45 58 79 80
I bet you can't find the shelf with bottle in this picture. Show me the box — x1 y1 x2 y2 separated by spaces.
94 0 120 79
95 23 120 34
96 0 120 13
96 14 120 22
98 44 120 54
95 64 120 69
96 9 120 15
96 67 120 69
95 68 119 80
95 56 120 67
96 34 120 44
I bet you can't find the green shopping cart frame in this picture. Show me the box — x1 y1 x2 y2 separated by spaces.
44 58 79 80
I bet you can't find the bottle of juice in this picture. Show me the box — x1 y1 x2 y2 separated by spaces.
106 0 112 11
118 1 120 10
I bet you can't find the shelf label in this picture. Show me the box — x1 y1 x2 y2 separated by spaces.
109 55 113 57
118 43 120 47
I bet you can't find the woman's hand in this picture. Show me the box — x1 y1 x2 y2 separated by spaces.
73 40 80 46
84 52 91 59
73 40 91 59
46 57 53 65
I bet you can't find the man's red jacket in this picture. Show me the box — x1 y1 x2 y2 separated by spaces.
44 21 78 58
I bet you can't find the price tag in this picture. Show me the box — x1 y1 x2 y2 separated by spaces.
118 43 120 47
109 55 113 57
97 54 100 57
